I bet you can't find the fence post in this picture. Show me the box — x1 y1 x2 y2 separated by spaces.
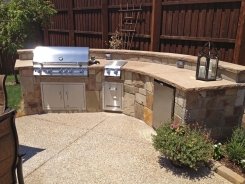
234 0 245 65
102 0 109 48
68 0 75 46
150 0 162 52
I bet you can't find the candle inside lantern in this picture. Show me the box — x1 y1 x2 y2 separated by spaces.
198 65 206 78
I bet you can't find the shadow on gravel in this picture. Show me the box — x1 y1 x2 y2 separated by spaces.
158 156 214 180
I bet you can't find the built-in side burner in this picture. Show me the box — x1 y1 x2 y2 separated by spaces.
103 60 127 112
104 60 127 77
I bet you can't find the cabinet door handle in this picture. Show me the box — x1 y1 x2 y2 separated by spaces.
59 91 62 100
66 91 68 100
109 87 117 91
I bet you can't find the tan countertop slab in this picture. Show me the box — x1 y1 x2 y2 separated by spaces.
122 61 244 91
15 59 244 91
15 59 33 68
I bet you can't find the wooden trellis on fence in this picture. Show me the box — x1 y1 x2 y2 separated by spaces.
119 2 142 49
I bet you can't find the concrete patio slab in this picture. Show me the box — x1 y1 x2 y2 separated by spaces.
16 113 231 184
27 112 110 130
16 115 90 177
91 113 156 143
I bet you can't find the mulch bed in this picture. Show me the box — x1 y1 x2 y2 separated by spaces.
219 157 245 178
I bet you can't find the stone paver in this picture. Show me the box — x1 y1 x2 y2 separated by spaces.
16 113 231 184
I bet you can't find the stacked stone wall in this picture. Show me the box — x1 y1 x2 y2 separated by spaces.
19 68 42 114
174 88 245 139
122 71 154 126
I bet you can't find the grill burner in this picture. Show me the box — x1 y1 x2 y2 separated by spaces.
33 46 89 76
104 60 127 77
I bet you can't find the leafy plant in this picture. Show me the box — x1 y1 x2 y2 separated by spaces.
108 30 123 49
213 143 225 160
226 127 245 165
0 0 56 54
152 122 214 170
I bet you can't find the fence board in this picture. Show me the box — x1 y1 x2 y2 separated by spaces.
43 0 244 65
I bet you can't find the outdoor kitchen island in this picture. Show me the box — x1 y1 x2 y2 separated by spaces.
15 49 245 139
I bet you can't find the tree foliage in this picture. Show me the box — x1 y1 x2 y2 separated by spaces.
0 0 56 54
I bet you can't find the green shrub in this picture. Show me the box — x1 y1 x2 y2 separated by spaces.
226 127 245 165
240 160 245 172
213 143 225 160
152 122 213 170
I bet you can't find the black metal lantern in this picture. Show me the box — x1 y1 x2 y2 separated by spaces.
196 42 219 81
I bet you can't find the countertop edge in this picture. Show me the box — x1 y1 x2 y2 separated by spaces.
15 59 244 92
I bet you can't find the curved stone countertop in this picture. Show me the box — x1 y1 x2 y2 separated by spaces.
121 60 242 92
15 58 244 92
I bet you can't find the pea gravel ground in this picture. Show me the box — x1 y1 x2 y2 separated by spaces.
16 112 231 184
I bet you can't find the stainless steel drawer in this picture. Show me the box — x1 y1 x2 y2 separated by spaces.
103 82 123 111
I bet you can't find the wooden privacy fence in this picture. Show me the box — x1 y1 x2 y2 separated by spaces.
44 0 245 65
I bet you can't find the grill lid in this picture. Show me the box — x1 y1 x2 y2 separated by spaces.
33 46 89 64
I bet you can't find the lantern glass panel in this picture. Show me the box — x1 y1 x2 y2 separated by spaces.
198 57 207 79
207 58 218 80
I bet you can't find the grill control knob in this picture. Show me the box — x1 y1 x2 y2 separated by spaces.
35 68 41 74
114 70 118 75
106 69 110 74
47 69 52 74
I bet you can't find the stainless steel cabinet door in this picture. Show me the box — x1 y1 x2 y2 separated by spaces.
41 83 65 110
103 82 123 111
153 81 175 129
41 82 86 111
64 84 86 110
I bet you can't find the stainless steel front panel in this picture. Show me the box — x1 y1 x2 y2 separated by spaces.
33 46 89 64
33 67 88 76
103 82 123 111
153 81 175 129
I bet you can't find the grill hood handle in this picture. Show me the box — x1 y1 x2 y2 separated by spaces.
33 62 43 67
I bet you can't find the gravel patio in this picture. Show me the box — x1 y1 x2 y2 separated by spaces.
16 112 231 184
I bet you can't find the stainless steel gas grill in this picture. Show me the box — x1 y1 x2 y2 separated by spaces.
33 46 89 76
